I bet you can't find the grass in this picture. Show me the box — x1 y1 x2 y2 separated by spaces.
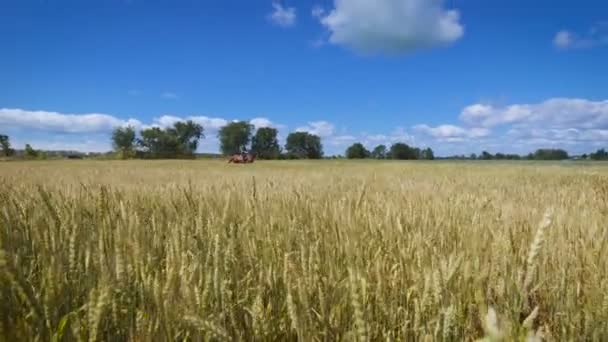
1 159 608 341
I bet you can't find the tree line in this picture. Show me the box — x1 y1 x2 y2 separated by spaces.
110 121 324 159
435 148 608 161
445 149 573 161
344 142 435 160
111 121 433 160
2 129 608 161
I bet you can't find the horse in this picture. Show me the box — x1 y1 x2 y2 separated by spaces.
228 153 256 164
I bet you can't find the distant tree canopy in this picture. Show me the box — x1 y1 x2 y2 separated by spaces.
218 121 254 155
345 143 370 159
171 121 204 154
112 126 136 159
529 148 569 160
389 143 418 160
371 145 387 159
137 120 203 158
285 132 323 159
0 134 14 157
24 144 39 158
494 153 521 160
93 122 603 162
590 148 608 160
480 151 493 160
459 149 567 161
343 142 433 160
423 148 435 160
251 127 281 159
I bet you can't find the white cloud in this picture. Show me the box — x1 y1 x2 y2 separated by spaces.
357 128 416 150
553 22 608 49
459 98 608 129
5 99 608 156
553 30 574 49
152 115 182 128
317 0 463 54
413 124 490 139
0 108 141 133
146 115 232 130
507 127 608 143
161 92 178 100
364 134 388 142
329 135 357 145
250 117 280 129
295 120 335 137
312 5 325 18
188 116 229 130
413 97 608 155
12 136 113 153
268 2 296 27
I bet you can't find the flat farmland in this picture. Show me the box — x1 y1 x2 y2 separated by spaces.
1 160 607 340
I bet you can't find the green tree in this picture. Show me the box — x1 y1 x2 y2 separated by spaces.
251 127 281 159
285 132 323 159
480 151 493 160
0 134 14 157
371 145 387 159
345 142 370 159
38 151 48 160
112 126 137 159
531 148 568 160
420 147 435 160
218 121 254 155
137 120 203 158
389 142 417 160
24 144 39 159
590 148 608 160
168 120 204 155
138 127 178 158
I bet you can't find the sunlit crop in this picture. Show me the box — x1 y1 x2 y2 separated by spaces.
1 160 607 340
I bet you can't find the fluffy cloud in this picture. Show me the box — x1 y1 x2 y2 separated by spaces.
317 0 463 54
311 5 325 19
161 92 178 100
553 22 608 49
507 128 608 142
295 121 335 137
11 135 113 153
250 117 279 129
268 2 296 27
459 98 608 129
5 98 608 156
356 128 417 150
553 30 574 49
0 108 141 133
413 97 608 155
328 135 357 146
286 100 608 154
150 115 229 130
413 124 490 140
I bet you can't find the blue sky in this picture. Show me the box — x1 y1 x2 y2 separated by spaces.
1 0 608 156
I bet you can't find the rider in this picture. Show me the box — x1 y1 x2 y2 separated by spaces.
241 149 248 162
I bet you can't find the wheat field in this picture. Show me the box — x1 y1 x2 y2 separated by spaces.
1 160 607 341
